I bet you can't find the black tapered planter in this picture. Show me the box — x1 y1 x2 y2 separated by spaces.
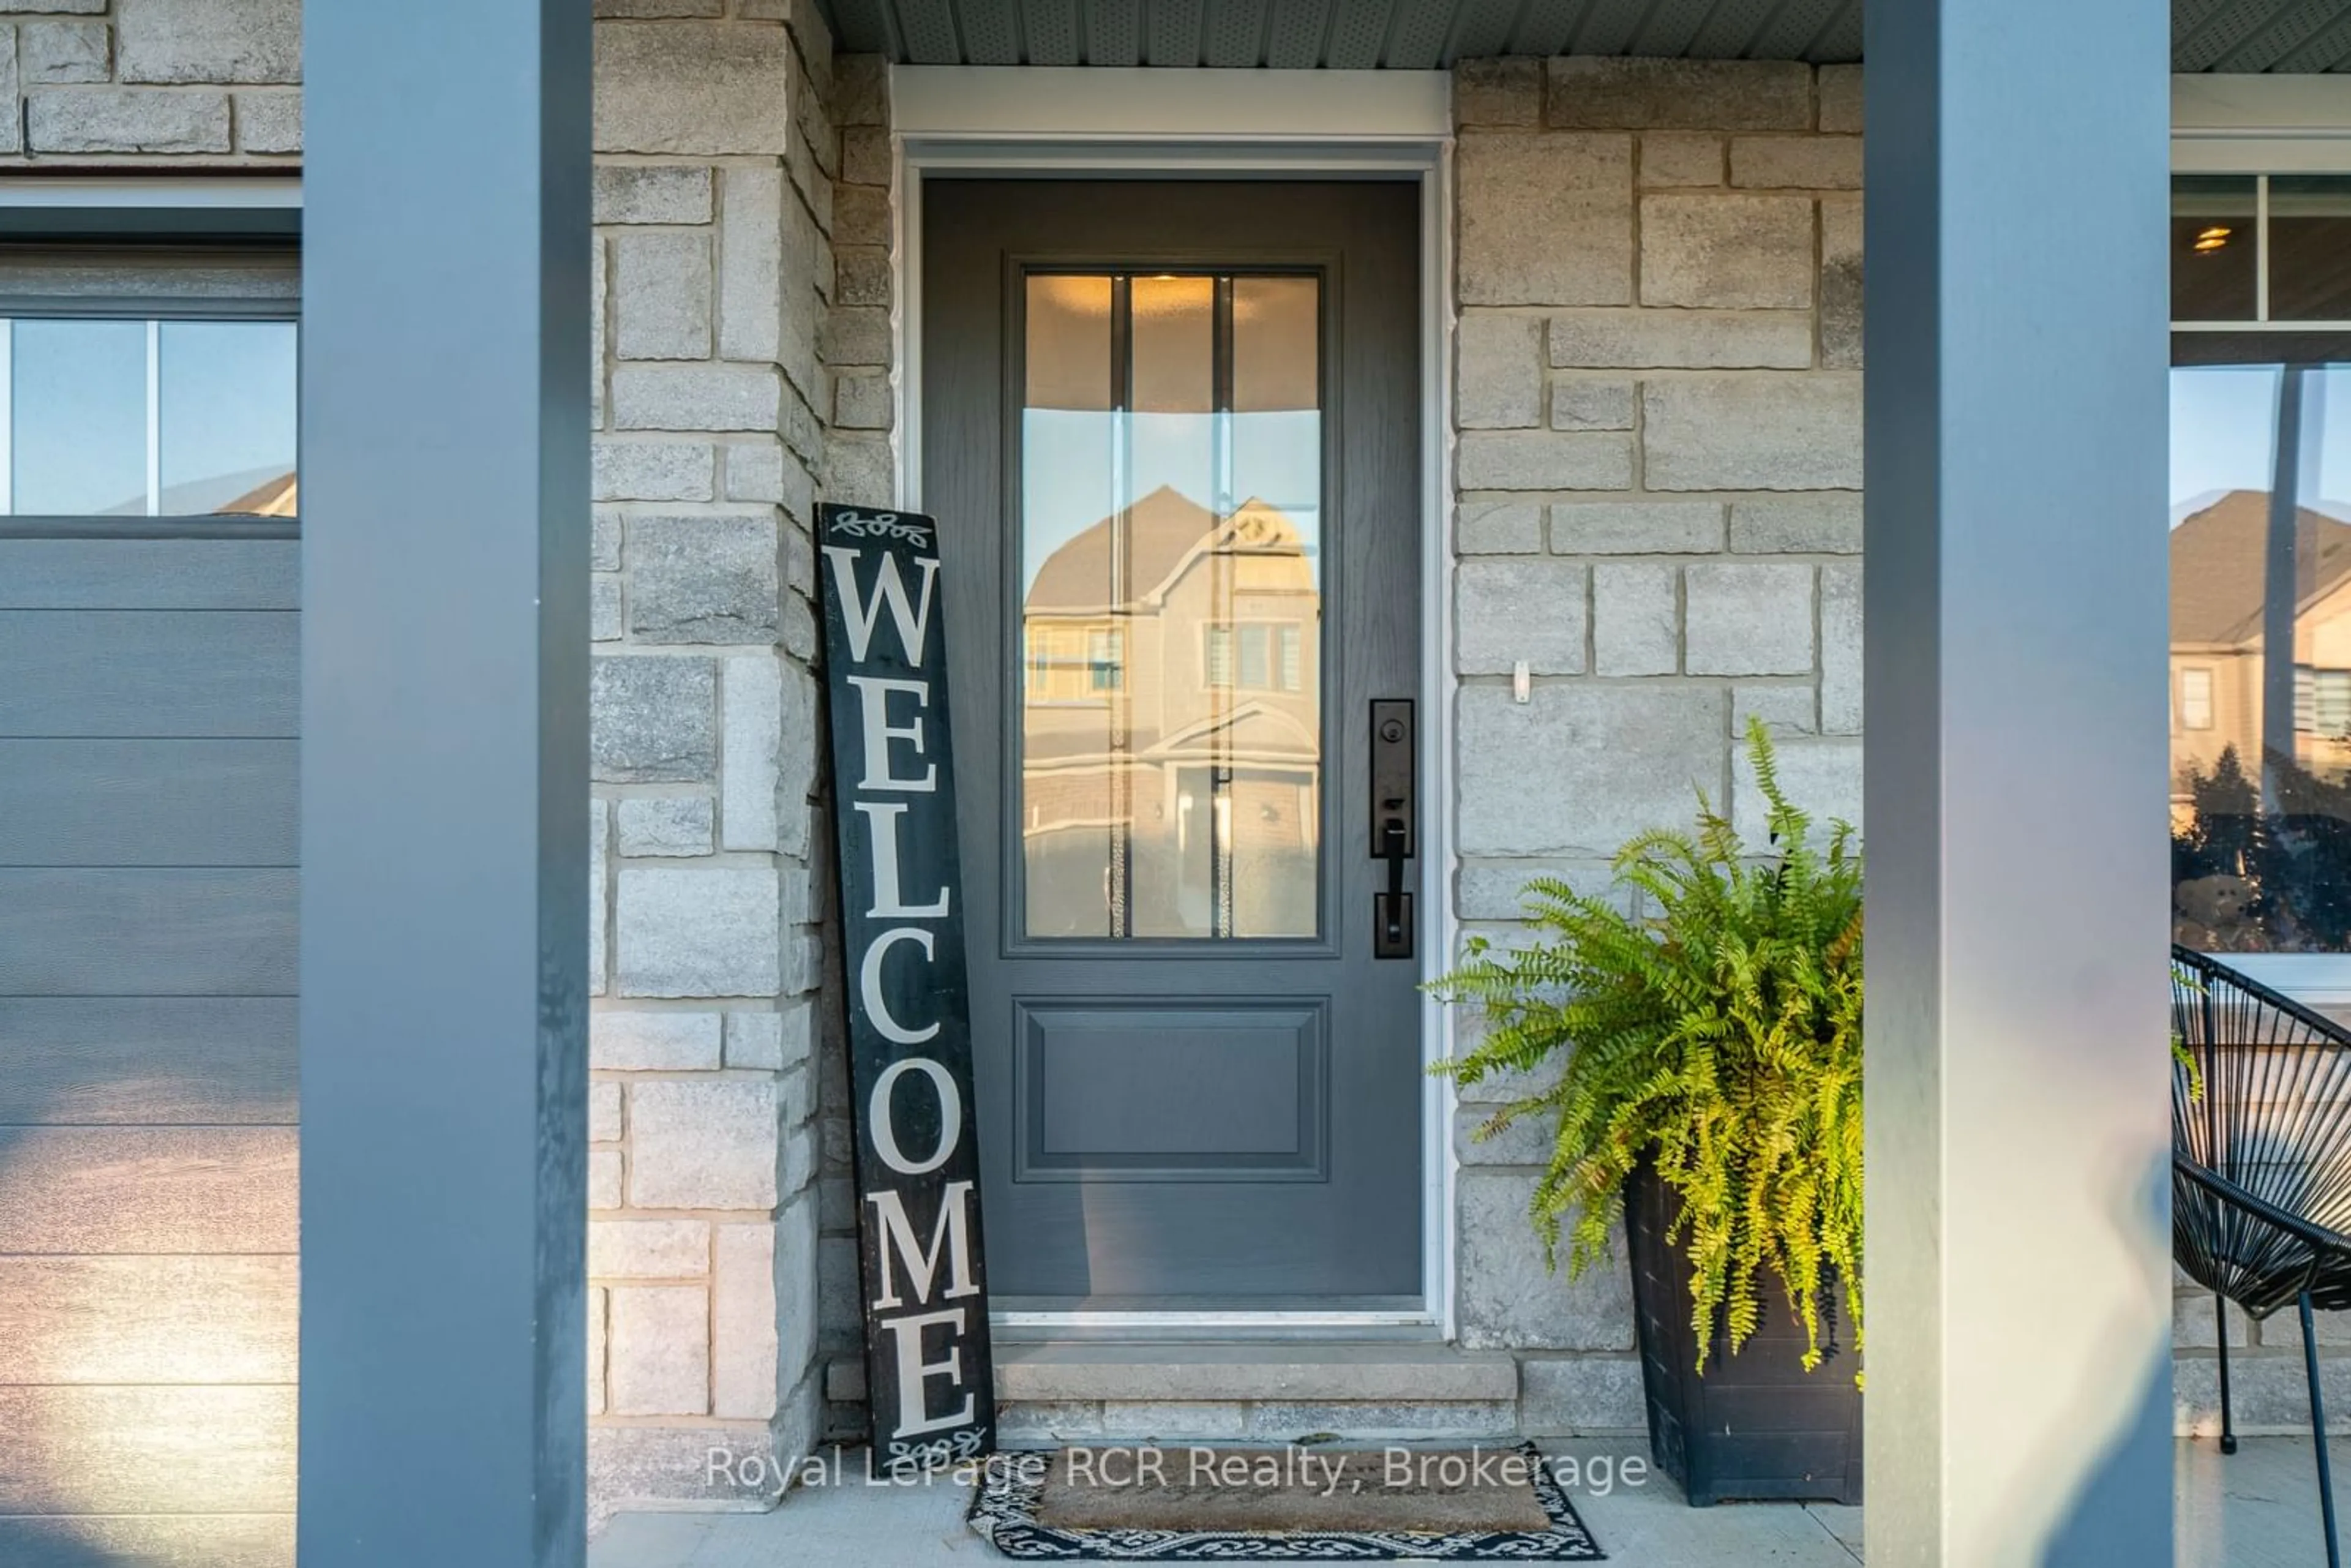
1623 1157 1864 1507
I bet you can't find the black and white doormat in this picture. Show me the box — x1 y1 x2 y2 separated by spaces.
968 1442 1606 1561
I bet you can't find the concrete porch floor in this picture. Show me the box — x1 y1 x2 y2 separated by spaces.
588 1436 2346 1565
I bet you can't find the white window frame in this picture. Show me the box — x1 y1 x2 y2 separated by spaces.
2173 82 2351 1002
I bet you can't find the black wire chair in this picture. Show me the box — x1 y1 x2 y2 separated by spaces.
2173 943 2351 1567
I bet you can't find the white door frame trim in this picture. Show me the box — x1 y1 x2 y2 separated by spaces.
888 64 1461 1337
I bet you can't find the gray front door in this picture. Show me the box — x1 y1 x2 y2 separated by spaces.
923 179 1423 1306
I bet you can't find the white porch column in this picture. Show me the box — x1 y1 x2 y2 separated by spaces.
1863 3 2175 1563
299 1 593 1562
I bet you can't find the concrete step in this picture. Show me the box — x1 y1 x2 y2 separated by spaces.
994 1341 1520 1403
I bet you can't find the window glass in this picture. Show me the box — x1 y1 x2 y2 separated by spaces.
2170 360 2351 952
2270 177 2351 323
4 316 297 517
1018 271 1323 941
2173 175 2260 323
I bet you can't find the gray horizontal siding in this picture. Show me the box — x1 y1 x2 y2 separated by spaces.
0 999 296 1125
1 536 299 1556
0 741 299 866
0 612 298 738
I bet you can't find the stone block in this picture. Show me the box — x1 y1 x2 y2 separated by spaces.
1640 193 1813 311
723 441 787 506
592 577 624 643
590 1149 624 1210
595 22 789 156
627 514 779 644
1641 374 1862 492
616 867 782 999
718 165 782 363
1457 1169 1637 1351
1730 493 1862 553
590 798 610 995
1518 1356 1647 1435
1817 65 1863 134
596 0 724 15
0 0 101 9
1456 559 1587 676
1820 195 1863 370
594 164 714 225
723 655 784 851
1545 57 1810 132
817 1234 861 1351
827 433 894 506
1548 378 1635 432
234 89 298 154
591 241 609 427
833 53 887 127
836 245 891 307
1454 1104 1559 1166
1245 1401 1518 1440
841 124 891 186
1731 135 1862 190
116 0 297 84
1638 132 1720 188
778 662 819 858
607 1284 711 1416
1097 1401 1249 1440
820 304 891 366
997 1401 1108 1446
2175 1351 2351 1436
613 362 781 432
588 1422 780 1515
1454 57 1540 128
1734 737 1862 838
629 1077 781 1209
776 1190 821 1382
23 21 108 84
834 369 893 430
590 1218 711 1279
1455 859 1622 922
591 656 717 782
1456 313 1545 429
1734 686 1816 735
588 1286 608 1416
591 1081 623 1143
617 795 716 858
1458 133 1633 307
594 509 625 571
1457 431 1633 493
1819 563 1861 735
1592 562 1679 677
1456 501 1543 555
1684 562 1813 677
714 1223 779 1419
1458 684 1726 856
727 1004 809 1071
28 88 230 154
1548 501 1723 555
833 182 891 248
613 230 713 360
1548 308 1810 370
591 1010 724 1070
593 440 715 502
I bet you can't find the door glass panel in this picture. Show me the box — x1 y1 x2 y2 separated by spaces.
2172 176 2259 323
158 320 299 514
12 320 148 516
2270 178 2351 323
1019 271 1324 940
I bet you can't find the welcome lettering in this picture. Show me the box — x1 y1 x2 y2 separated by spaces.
816 505 997 1471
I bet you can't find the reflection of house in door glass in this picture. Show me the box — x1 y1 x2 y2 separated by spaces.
1018 269 1324 941
1021 488 1321 939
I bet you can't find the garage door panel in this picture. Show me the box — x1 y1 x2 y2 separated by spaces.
0 539 298 610
0 998 296 1125
0 740 298 866
0 869 297 996
0 611 296 738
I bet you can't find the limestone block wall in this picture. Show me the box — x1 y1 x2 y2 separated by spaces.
585 3 843 1514
0 0 299 167
1447 56 1864 1435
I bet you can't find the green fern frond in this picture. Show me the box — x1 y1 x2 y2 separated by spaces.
1429 715 1864 1381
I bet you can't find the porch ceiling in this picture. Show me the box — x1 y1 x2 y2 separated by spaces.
816 0 2351 71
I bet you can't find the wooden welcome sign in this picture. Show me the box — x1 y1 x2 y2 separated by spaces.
816 503 997 1470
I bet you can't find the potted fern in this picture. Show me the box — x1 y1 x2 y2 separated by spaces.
1431 718 1863 1506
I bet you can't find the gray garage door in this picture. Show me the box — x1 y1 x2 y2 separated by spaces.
0 247 302 1563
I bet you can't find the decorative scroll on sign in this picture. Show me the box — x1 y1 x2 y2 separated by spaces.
816 503 997 1470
